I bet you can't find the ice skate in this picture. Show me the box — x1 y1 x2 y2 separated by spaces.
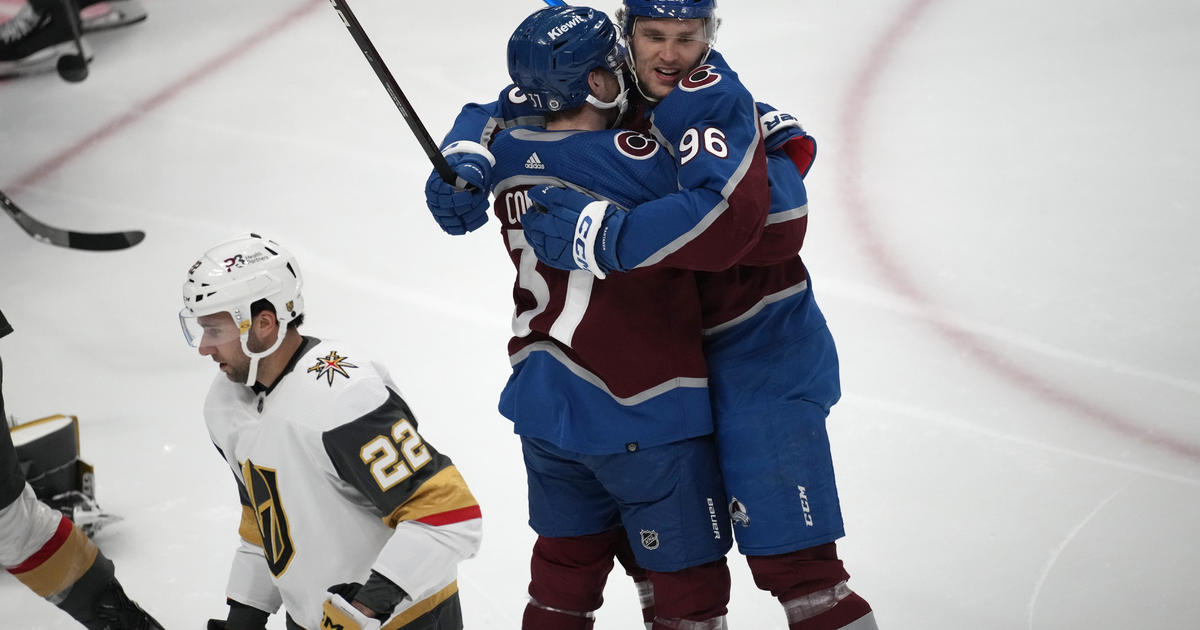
0 1 91 79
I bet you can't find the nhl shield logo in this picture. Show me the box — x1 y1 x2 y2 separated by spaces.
640 529 660 551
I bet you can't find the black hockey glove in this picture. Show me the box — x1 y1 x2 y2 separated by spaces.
56 550 164 630
207 599 269 630
329 571 407 616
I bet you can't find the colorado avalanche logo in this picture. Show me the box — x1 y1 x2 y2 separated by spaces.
614 131 660 160
679 64 721 92
640 529 660 550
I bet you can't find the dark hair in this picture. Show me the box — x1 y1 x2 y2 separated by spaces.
250 298 304 329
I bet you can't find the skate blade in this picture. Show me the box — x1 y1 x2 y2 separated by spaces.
80 1 148 33
0 39 93 79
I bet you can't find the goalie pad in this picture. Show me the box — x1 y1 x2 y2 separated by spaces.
9 415 120 536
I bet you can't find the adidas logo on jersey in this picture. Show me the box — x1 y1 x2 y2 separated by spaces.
525 153 546 170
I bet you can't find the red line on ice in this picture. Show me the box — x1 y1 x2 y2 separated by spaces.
6 0 327 193
838 0 1200 461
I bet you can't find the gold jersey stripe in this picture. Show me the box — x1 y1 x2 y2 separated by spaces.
13 523 98 597
383 580 459 630
381 466 478 528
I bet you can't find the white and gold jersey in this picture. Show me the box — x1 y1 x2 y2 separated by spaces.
204 337 481 629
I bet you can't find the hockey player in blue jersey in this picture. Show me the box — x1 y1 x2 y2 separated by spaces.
426 6 770 274
425 2 876 629
526 4 878 628
478 7 735 629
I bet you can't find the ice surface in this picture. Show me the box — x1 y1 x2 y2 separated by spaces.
2 0 1198 628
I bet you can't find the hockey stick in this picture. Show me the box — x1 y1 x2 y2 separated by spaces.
55 0 89 82
0 190 145 251
326 0 470 189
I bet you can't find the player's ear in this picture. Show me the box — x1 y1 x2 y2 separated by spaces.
252 309 279 338
587 68 607 95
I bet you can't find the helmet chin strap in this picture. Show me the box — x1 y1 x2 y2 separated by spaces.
624 38 658 104
586 72 630 128
240 325 289 387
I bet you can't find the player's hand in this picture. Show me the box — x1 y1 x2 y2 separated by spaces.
207 616 266 630
758 107 816 177
321 593 382 630
524 186 623 278
208 600 269 630
424 150 492 236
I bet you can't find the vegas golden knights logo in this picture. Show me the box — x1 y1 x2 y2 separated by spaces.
242 460 295 576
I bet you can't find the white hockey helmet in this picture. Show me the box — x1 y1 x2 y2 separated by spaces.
179 233 303 384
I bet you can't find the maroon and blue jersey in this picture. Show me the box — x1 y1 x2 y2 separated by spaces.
441 53 769 274
439 85 547 153
697 93 823 350
617 52 770 272
488 127 713 455
436 48 845 552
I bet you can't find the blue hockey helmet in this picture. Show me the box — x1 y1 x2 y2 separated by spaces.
619 0 719 39
622 0 717 23
507 5 624 113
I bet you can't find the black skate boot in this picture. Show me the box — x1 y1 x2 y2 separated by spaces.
0 1 90 79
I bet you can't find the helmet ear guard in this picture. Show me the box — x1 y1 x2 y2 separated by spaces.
179 233 304 385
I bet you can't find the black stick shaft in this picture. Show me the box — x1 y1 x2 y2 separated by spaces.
1 189 144 251
327 0 461 186
60 0 87 59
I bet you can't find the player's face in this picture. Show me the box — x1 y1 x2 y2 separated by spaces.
195 312 251 383
629 18 709 100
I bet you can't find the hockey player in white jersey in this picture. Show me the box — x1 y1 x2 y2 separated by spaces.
1 308 164 630
179 234 482 630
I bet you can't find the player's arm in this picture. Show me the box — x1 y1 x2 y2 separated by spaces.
525 73 770 274
320 388 482 622
735 103 818 266
2 422 164 628
425 86 548 235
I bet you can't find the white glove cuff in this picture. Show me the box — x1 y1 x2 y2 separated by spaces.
760 110 804 140
440 140 496 167
573 201 609 280
326 593 382 630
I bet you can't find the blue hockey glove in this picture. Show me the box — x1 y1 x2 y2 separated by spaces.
759 107 816 176
524 186 624 278
424 141 495 235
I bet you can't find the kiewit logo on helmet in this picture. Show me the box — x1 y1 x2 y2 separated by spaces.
547 14 586 40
